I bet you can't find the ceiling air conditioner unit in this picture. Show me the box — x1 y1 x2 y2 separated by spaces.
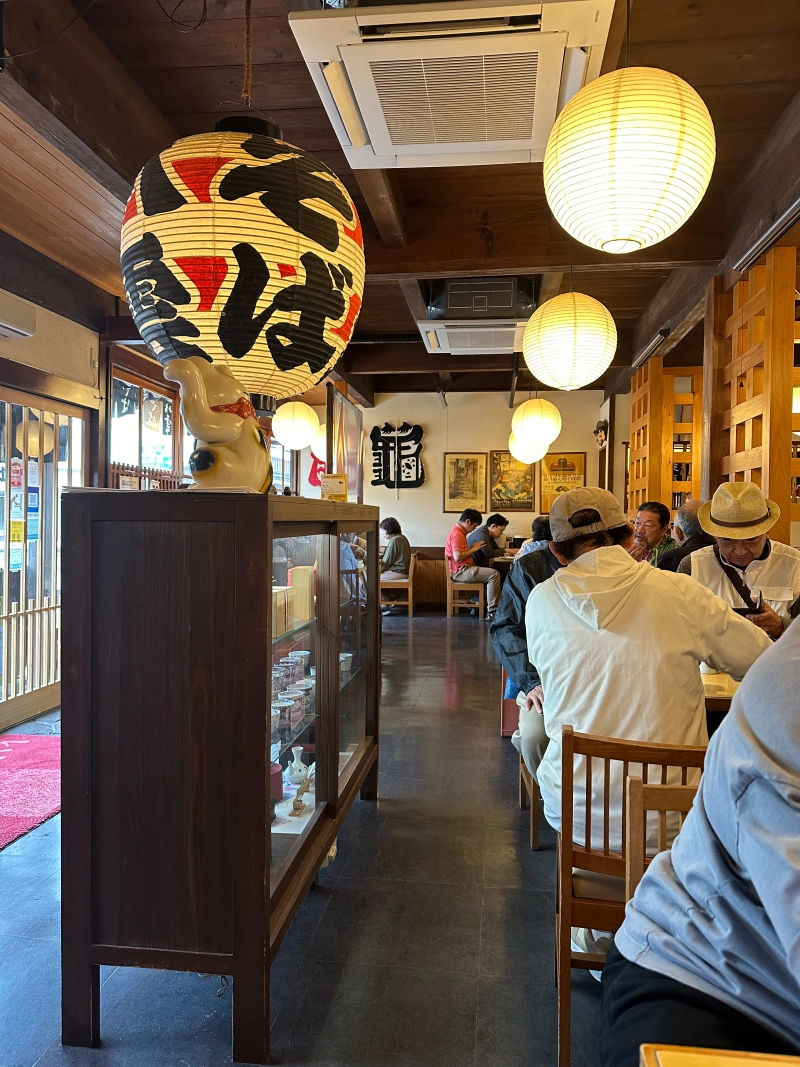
0 291 36 340
421 321 527 355
289 0 614 169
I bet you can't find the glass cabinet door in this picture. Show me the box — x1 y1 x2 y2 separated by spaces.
269 531 324 885
338 530 371 779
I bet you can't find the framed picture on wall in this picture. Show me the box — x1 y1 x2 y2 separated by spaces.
489 451 535 512
443 452 487 513
540 452 586 513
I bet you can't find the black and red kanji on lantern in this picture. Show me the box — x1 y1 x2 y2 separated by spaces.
121 121 365 401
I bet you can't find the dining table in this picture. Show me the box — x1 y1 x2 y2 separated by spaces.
640 1044 800 1067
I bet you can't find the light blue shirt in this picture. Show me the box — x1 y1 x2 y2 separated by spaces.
615 619 800 1049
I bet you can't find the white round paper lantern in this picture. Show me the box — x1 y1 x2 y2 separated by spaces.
272 402 319 450
511 398 562 447
523 292 617 391
544 67 715 254
508 433 548 465
311 423 327 459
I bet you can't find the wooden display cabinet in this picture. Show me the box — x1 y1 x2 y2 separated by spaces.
60 490 380 1064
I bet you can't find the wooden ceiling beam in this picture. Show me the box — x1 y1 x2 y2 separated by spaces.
354 170 407 250
397 279 428 322
538 272 564 305
345 347 518 376
3 0 177 182
325 364 374 408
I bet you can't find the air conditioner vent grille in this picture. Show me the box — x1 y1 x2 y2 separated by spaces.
369 51 538 145
443 324 520 354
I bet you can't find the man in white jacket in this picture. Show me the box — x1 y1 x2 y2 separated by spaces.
524 487 771 852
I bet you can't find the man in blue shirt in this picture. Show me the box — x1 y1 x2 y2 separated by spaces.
600 616 800 1065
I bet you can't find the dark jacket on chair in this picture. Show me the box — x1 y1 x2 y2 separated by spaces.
657 532 715 573
489 547 562 695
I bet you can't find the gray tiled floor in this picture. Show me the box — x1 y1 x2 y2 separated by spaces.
0 616 601 1066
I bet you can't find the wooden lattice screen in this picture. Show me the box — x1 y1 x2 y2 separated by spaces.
628 359 703 517
702 246 796 545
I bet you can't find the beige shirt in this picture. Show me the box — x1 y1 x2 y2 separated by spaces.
683 541 800 623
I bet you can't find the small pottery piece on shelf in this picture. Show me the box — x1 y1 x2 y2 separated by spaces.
289 778 311 817
269 761 284 802
287 745 308 784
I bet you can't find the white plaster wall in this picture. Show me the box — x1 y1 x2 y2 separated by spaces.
0 288 99 390
349 390 605 545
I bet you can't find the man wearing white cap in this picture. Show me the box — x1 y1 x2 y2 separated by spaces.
524 487 770 855
678 482 800 637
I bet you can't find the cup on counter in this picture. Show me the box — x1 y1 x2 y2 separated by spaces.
339 652 353 672
293 681 314 711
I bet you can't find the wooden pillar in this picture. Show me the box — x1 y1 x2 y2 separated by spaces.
701 275 732 501
761 246 795 544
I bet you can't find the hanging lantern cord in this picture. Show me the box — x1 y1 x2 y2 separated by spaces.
242 0 253 106
625 0 630 68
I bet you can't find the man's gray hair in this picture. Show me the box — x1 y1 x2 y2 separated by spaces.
674 499 703 540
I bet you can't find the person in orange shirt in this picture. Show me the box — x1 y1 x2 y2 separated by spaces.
444 509 501 619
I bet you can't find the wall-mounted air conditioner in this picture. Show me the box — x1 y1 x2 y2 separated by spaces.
0 291 36 340
289 0 614 169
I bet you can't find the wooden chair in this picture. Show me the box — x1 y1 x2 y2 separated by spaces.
380 552 418 617
519 754 540 850
556 726 706 1067
625 777 698 899
446 577 485 618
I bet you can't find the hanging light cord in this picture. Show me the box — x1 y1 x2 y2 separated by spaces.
154 0 208 33
625 0 630 68
242 0 253 105
2 0 100 60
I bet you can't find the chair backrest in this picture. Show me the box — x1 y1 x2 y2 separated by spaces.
625 778 698 899
408 552 418 582
560 725 707 881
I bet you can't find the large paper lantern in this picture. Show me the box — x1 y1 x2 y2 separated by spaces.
508 433 548 465
523 292 616 391
511 398 562 447
121 123 365 400
544 67 715 254
272 402 319 450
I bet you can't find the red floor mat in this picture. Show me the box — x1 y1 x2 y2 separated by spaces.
0 734 60 850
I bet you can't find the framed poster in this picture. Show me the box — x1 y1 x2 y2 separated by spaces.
489 451 535 512
540 452 586 513
443 452 486 513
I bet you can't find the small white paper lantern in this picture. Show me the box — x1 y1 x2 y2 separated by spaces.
508 433 548 465
511 398 562 447
523 292 617 391
272 401 319 450
544 66 716 254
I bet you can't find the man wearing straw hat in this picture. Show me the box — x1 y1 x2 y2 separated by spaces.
678 482 800 637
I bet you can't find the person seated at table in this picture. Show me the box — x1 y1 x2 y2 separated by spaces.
445 509 501 620
379 517 411 579
516 516 552 561
656 499 714 572
467 513 509 567
677 482 800 637
600 620 800 1067
526 487 770 854
490 533 562 777
629 501 677 566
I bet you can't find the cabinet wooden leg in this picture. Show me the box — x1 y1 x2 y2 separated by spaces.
360 756 378 800
232 968 269 1065
61 961 100 1048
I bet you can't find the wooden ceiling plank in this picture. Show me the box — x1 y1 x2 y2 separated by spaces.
4 0 177 182
133 62 322 115
352 170 407 250
632 33 800 88
0 114 123 244
631 0 800 43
